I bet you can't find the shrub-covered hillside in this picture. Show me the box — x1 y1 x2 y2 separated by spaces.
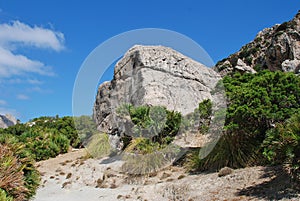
0 115 93 200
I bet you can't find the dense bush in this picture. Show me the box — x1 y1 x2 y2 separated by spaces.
263 111 300 183
29 116 80 147
187 71 300 171
0 115 82 161
19 130 70 161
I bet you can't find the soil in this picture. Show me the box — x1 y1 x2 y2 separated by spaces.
31 149 300 201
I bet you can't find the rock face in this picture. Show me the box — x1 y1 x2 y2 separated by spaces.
0 114 17 128
215 11 300 76
93 45 221 142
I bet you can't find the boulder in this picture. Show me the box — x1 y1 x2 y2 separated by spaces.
93 45 221 148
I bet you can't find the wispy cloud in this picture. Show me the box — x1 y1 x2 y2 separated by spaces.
16 94 29 100
0 100 7 105
27 78 43 85
0 20 64 78
5 78 44 84
27 86 52 94
0 47 55 77
0 21 65 51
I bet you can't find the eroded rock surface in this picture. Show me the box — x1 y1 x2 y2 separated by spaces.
0 114 17 128
215 11 300 76
93 45 221 145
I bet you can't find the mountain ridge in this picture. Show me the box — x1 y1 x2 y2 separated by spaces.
214 10 300 76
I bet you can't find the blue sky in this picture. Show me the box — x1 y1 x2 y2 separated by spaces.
0 0 299 122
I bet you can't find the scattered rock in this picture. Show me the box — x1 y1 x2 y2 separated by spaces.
95 178 104 188
61 181 72 189
66 173 72 179
160 172 171 180
178 174 186 180
218 167 234 177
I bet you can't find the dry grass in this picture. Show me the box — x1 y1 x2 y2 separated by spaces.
85 133 112 159
0 144 27 201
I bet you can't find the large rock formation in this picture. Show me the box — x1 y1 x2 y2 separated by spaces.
0 114 17 128
93 45 221 144
215 11 300 76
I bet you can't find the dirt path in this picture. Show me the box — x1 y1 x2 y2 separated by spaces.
32 149 300 201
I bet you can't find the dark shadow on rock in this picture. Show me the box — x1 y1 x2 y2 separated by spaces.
236 166 300 200
99 154 122 164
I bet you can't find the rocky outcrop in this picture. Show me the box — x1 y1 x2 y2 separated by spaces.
215 10 300 76
0 114 17 128
93 45 221 145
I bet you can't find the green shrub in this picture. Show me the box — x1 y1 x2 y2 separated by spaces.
124 137 161 155
263 111 300 183
73 115 97 143
0 188 13 201
19 130 70 161
187 71 300 171
117 104 182 147
51 132 70 153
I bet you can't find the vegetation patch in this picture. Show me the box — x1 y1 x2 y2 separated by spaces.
186 71 300 172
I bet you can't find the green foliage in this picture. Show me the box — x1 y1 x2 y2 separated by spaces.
0 188 13 201
198 99 212 119
124 137 161 155
181 99 213 134
0 143 40 201
28 116 80 147
117 104 182 150
189 71 300 171
17 129 70 161
73 115 97 143
224 71 299 131
254 64 263 71
263 111 300 182
0 115 83 161
2 123 28 136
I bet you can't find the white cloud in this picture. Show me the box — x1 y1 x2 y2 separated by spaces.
0 21 65 51
0 20 65 78
0 47 55 77
0 100 7 105
5 78 44 84
17 94 29 100
27 79 43 85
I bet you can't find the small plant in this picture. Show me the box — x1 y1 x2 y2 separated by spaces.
0 143 40 201
263 111 300 183
85 132 112 158
0 188 13 201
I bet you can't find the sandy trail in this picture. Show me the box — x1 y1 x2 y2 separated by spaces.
32 149 299 201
